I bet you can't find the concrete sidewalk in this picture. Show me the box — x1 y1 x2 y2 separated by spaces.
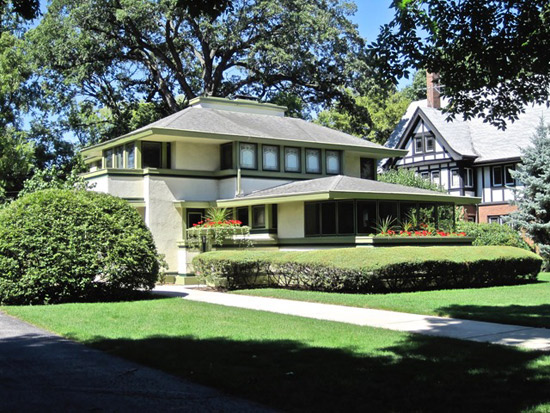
154 285 550 351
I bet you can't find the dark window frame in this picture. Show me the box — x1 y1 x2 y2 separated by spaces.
504 164 515 186
464 167 474 188
220 143 233 170
262 144 280 172
492 165 503 187
239 142 258 170
284 146 301 173
325 150 341 175
141 141 163 169
252 205 266 229
305 148 322 174
424 134 435 152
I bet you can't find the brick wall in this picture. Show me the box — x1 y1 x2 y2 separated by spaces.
478 203 517 223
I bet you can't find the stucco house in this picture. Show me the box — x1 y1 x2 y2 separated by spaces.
81 96 478 283
385 73 550 223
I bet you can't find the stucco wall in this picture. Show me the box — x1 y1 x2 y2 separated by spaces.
172 141 220 171
240 177 293 196
343 152 361 178
104 176 144 199
278 201 304 238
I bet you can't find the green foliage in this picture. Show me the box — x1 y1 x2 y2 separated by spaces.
458 221 531 250
509 121 550 261
0 189 163 304
186 208 252 250
0 129 34 200
371 0 550 129
19 161 93 197
315 87 411 145
193 246 542 292
378 168 446 192
401 70 427 101
31 0 368 144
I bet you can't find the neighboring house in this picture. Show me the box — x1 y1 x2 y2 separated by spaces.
81 96 477 283
385 73 550 223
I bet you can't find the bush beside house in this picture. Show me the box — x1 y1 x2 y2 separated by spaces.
458 221 531 250
193 247 542 293
0 189 163 305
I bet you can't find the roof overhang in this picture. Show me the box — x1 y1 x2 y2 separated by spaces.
81 127 408 160
216 190 481 208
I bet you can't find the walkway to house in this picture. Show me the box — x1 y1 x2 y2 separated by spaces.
0 311 272 412
154 285 550 351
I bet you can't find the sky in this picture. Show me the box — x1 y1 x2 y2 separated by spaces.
350 0 396 44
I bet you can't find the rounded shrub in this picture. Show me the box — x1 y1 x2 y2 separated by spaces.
458 221 531 250
0 189 163 305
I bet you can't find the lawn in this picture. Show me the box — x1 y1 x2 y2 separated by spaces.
233 273 550 329
4 298 550 412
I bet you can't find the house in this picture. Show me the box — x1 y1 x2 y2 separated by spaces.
81 96 478 283
385 73 550 223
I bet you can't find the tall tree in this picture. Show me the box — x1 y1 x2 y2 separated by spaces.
31 0 368 145
371 0 550 129
509 120 550 262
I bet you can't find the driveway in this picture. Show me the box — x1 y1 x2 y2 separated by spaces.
0 311 272 412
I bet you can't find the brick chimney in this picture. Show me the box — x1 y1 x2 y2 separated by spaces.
426 72 441 109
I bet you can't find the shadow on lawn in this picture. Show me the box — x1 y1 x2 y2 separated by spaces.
436 304 550 329
83 332 550 412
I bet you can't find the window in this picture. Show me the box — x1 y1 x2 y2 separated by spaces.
239 143 257 169
236 207 249 226
166 143 171 169
187 210 204 228
488 215 506 225
415 137 423 153
492 166 503 187
326 150 341 175
142 141 162 168
262 145 279 171
320 202 336 235
220 143 233 170
115 146 124 168
505 164 515 185
271 204 278 229
420 171 429 180
252 205 266 228
425 135 435 152
284 147 301 172
378 201 398 224
337 201 354 234
126 143 135 169
450 169 460 188
305 149 321 173
356 201 376 234
360 158 375 180
465 168 474 188
431 170 441 186
304 203 320 236
104 148 114 168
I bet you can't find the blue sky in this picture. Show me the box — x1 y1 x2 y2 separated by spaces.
350 0 396 44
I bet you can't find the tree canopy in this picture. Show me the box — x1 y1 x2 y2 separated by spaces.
31 0 368 145
371 0 550 129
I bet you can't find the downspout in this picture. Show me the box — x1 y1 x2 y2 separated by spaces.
236 168 242 197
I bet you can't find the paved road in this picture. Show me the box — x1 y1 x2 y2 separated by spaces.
155 285 550 351
0 311 272 412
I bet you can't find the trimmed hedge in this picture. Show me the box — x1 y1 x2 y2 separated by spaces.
193 246 542 293
0 189 163 305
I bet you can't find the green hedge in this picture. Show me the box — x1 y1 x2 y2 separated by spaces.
458 221 531 250
0 189 163 305
193 246 542 293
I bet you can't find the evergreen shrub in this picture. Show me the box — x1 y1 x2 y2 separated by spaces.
0 189 163 305
193 247 541 293
458 222 531 250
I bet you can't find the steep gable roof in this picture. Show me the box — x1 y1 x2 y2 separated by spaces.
388 99 550 163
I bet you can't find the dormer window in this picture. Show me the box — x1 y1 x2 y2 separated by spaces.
239 143 257 169
415 137 423 153
325 150 341 174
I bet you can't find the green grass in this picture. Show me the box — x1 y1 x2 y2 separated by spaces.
233 273 550 328
4 298 550 412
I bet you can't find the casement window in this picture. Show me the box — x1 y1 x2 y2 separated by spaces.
464 168 474 188
115 146 124 168
104 148 114 168
239 143 257 169
305 148 321 173
425 135 435 152
360 158 375 180
142 141 162 168
488 215 506 225
450 169 460 188
262 145 279 171
126 143 135 169
325 150 341 175
492 166 503 187
415 137 423 153
431 170 441 185
420 171 430 180
284 147 301 172
505 164 515 186
220 143 233 170
252 205 266 228
236 207 249 226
